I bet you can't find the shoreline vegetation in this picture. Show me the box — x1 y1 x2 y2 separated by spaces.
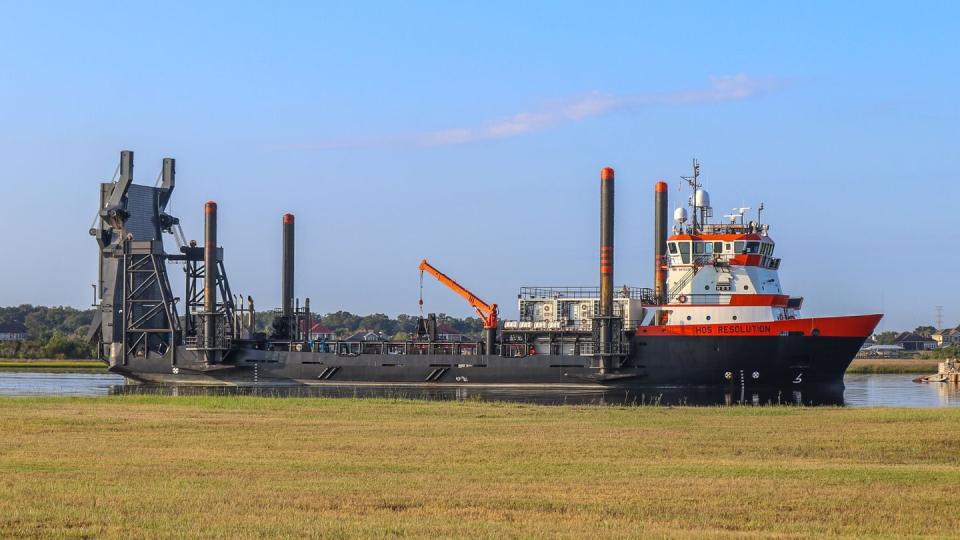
0 357 945 375
0 396 958 537
846 358 942 374
0 359 107 372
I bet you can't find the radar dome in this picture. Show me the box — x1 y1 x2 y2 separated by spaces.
673 207 688 224
695 189 711 208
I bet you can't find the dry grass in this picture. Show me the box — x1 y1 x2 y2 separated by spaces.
848 358 942 374
0 397 958 538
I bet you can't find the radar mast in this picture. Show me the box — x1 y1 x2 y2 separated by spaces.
681 158 708 233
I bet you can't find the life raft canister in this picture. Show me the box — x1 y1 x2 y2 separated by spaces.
677 294 688 304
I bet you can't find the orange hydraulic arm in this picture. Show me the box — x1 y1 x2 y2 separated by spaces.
418 259 498 329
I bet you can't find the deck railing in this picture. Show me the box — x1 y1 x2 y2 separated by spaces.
519 286 655 302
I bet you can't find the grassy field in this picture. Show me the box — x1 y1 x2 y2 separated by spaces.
0 397 958 538
847 358 942 374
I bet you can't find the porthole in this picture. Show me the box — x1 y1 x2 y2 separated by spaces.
706 315 712 321
732 316 738 321
705 285 710 290
686 315 692 321
743 285 750 291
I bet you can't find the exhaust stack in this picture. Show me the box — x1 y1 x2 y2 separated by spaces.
599 167 615 368
281 213 295 318
204 201 219 361
654 181 668 304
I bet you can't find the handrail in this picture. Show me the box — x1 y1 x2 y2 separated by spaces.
519 286 654 302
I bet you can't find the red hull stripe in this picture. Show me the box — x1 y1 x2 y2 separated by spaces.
728 254 763 266
636 314 882 338
664 294 789 307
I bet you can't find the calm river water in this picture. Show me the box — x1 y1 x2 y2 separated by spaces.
0 371 958 407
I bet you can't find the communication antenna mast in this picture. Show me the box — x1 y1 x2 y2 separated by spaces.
680 158 701 233
936 305 944 330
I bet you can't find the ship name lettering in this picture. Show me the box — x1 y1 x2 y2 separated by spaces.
712 324 772 335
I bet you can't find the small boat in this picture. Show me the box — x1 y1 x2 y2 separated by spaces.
912 374 947 384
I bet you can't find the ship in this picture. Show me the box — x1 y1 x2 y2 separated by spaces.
89 151 881 390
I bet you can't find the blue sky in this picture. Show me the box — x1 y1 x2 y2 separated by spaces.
0 1 956 331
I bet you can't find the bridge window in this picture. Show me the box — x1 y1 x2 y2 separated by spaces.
668 242 678 254
735 241 745 253
703 242 713 254
714 241 723 253
694 241 705 255
679 242 690 264
745 241 760 254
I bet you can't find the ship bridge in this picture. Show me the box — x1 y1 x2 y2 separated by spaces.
666 232 780 271
651 160 803 327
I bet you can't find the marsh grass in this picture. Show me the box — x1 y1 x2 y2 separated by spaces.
0 396 958 538
847 358 942 374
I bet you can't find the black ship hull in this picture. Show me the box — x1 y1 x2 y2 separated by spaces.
109 333 866 390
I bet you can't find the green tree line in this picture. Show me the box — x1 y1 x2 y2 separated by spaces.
0 305 96 359
0 305 482 359
255 310 483 340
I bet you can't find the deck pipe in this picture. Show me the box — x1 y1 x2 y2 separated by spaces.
484 326 496 356
281 214 295 319
304 297 311 343
599 167 615 370
204 201 219 361
654 181 668 305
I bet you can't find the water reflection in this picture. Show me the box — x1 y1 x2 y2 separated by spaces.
107 383 848 406
1 372 959 407
0 372 125 397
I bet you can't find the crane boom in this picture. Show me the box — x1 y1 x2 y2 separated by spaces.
418 259 498 329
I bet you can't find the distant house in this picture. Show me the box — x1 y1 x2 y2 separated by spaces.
932 327 960 348
345 330 382 342
893 332 937 351
300 321 335 341
436 323 466 342
0 322 28 341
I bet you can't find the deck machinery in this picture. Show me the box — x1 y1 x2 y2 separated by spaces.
89 151 879 388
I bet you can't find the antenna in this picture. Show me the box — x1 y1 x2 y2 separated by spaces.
936 305 944 330
680 158 701 233
757 202 764 226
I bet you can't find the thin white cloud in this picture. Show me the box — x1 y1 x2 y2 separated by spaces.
280 75 786 150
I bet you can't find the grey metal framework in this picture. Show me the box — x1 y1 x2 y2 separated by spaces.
179 249 237 351
120 240 180 365
90 150 236 369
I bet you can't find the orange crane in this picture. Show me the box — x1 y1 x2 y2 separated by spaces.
418 259 499 331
